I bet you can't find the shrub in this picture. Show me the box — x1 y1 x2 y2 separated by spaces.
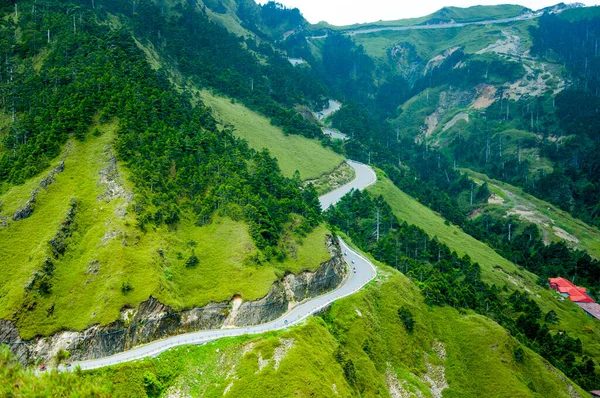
185 251 199 268
121 281 133 294
514 346 525 364
398 306 415 334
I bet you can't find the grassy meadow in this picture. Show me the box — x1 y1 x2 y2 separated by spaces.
200 91 345 180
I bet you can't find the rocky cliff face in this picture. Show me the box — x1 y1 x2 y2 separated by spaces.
1 235 346 365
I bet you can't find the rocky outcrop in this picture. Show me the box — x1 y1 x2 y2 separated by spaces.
1 235 347 365
40 161 65 190
389 42 424 83
12 188 39 221
11 160 66 222
97 149 132 208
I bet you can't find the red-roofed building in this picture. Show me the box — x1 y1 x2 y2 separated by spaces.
549 277 600 321
548 277 595 303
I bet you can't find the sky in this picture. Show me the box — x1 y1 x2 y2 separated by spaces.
255 1 598 26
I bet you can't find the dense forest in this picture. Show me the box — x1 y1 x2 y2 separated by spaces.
330 100 600 297
0 1 322 254
107 0 326 139
442 13 600 229
527 13 600 227
311 30 600 301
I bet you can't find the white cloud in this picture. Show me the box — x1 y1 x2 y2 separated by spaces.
255 1 598 26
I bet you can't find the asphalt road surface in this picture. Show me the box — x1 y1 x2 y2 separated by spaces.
320 160 377 211
58 160 378 371
307 10 566 39
322 127 348 141
344 12 545 36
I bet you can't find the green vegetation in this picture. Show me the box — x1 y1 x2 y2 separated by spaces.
353 24 504 60
327 187 598 389
1 1 599 395
429 5 529 23
369 174 600 360
395 86 444 139
0 0 324 253
0 124 331 339
368 175 526 286
200 91 344 180
559 6 600 21
18 269 585 397
0 346 111 397
305 161 356 196
465 168 600 259
199 0 258 39
85 319 350 397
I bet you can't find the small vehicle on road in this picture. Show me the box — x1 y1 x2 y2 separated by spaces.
39 365 46 371
66 362 72 367
344 251 347 256
351 259 355 264
353 268 356 273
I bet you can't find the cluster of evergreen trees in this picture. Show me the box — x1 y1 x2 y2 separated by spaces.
100 0 326 139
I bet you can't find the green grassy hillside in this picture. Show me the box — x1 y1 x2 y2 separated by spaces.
0 123 332 339
18 266 582 397
368 174 600 362
368 174 526 285
200 91 345 180
198 0 257 38
352 24 503 60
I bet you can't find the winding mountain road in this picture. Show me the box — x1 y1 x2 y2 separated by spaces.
61 160 377 371
320 160 377 209
343 12 544 36
309 8 569 39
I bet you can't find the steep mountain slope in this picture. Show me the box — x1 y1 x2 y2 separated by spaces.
5 267 588 397
0 0 332 347
464 169 600 258
1 1 600 396
275 2 600 391
199 91 345 180
368 175 600 360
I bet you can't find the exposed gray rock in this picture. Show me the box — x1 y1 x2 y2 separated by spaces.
86 260 100 275
233 284 288 327
233 234 346 326
1 235 347 365
97 149 132 211
0 320 28 364
12 188 38 221
12 160 66 222
40 161 65 190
